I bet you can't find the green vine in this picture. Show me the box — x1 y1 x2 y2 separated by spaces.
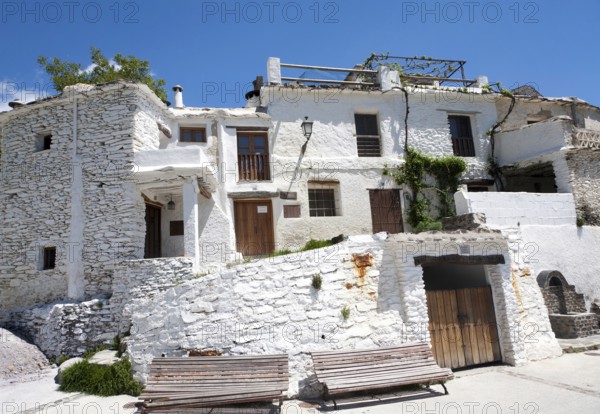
487 83 516 190
384 148 467 232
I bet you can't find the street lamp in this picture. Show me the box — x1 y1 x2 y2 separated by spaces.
301 116 313 140
167 194 175 210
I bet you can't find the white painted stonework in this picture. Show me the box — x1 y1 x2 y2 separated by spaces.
1 56 599 377
125 233 562 397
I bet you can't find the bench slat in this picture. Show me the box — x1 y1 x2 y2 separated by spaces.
139 354 289 412
310 343 452 399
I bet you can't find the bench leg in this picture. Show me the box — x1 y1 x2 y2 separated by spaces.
441 382 448 395
323 386 337 410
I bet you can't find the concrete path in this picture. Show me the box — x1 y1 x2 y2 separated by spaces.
0 368 137 414
286 351 600 414
1 352 599 414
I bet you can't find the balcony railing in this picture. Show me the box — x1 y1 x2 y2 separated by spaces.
238 153 270 181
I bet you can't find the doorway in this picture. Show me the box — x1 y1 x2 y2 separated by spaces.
369 189 403 234
424 264 502 369
145 203 162 259
234 200 275 256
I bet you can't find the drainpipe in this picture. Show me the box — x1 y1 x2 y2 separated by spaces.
67 94 85 300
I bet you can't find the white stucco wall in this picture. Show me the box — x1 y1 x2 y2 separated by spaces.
496 117 574 166
456 191 600 308
520 226 600 307
259 86 499 245
455 192 577 227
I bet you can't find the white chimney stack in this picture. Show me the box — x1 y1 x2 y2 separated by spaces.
172 85 184 108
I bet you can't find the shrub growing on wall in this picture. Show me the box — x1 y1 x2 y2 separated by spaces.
385 148 467 232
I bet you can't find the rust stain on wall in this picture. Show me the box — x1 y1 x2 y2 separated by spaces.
520 267 531 277
352 253 373 278
511 266 523 308
189 349 222 356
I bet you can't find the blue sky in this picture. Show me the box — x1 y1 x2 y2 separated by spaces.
1 0 599 110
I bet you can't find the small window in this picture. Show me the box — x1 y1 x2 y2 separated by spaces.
283 205 301 218
309 188 339 217
42 247 56 270
180 127 206 143
170 220 184 236
35 134 52 152
448 115 475 157
355 114 381 157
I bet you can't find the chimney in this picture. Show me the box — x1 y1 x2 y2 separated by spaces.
475 75 489 88
245 76 264 108
172 85 184 108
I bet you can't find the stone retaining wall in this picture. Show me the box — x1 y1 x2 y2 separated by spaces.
125 232 562 397
5 299 119 358
549 313 598 339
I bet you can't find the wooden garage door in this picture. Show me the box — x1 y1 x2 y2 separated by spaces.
369 189 403 234
234 200 275 256
426 287 502 369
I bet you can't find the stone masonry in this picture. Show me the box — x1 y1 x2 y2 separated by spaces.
125 232 561 397
566 148 600 226
0 82 169 311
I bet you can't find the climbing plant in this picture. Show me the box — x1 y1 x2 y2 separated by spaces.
486 85 516 190
363 53 462 81
384 148 467 232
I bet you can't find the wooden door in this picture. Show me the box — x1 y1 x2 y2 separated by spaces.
234 200 275 256
426 287 501 369
144 204 161 259
369 189 403 234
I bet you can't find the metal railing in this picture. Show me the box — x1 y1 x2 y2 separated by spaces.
279 61 477 88
280 62 378 86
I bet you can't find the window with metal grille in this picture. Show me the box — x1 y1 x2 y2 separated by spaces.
42 247 56 270
180 127 206 143
170 220 184 236
448 115 475 157
283 205 301 218
309 189 337 217
355 114 381 157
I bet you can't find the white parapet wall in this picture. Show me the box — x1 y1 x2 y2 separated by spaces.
455 191 577 227
496 116 573 166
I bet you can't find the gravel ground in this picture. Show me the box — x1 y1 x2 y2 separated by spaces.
0 328 53 382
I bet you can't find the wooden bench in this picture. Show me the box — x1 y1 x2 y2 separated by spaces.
137 354 289 413
310 343 452 408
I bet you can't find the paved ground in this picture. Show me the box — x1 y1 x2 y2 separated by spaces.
1 352 599 413
557 332 600 353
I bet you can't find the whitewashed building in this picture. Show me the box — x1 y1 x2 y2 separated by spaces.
1 56 599 388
